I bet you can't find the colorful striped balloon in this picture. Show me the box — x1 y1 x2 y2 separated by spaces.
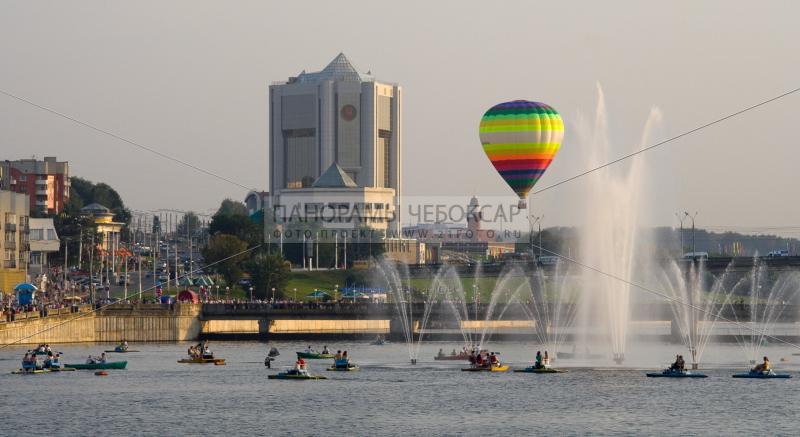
479 100 564 208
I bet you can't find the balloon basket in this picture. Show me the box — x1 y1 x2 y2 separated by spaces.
518 199 527 209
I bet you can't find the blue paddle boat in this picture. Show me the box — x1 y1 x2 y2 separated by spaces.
646 368 707 378
732 370 791 379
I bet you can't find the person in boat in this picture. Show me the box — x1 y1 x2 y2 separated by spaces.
752 356 770 373
670 355 685 372
304 345 314 354
437 348 444 358
334 350 342 360
295 357 306 371
97 353 108 364
342 351 349 363
86 355 96 364
489 352 499 367
22 352 32 370
535 351 543 369
475 352 484 368
543 351 550 367
322 345 330 354
451 349 457 356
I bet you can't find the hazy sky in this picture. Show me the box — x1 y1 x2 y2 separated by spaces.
1 1 798 233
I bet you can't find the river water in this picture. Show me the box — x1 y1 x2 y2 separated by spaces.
1 340 798 436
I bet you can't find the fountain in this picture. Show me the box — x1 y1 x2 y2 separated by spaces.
521 263 580 359
573 85 662 364
374 260 441 364
723 258 800 365
657 260 734 369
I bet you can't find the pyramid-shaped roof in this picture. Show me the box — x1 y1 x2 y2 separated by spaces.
313 162 358 188
80 203 112 215
296 53 373 83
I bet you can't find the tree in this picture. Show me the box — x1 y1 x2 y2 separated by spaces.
209 212 262 246
177 211 201 236
215 198 249 217
245 252 291 300
347 226 386 263
201 234 249 285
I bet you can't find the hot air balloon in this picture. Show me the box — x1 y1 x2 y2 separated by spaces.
479 100 564 209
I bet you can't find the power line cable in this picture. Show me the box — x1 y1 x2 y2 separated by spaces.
0 89 257 192
533 87 800 195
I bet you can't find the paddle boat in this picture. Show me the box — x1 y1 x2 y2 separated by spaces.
296 351 335 359
327 359 359 372
12 368 50 375
462 364 510 372
268 368 327 380
514 366 567 374
177 357 226 365
105 346 139 353
435 348 483 361
732 369 791 379
646 368 707 378
65 361 128 370
42 355 74 372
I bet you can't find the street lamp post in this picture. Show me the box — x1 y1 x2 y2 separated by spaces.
675 212 687 255
293 288 297 302
271 287 276 303
225 286 230 301
215 285 220 301
249 287 254 302
685 211 699 255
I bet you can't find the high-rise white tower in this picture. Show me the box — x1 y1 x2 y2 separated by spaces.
269 53 402 232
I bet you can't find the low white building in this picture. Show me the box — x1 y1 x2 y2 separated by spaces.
28 217 59 274
276 163 395 232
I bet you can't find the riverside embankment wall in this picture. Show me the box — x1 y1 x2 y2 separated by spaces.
0 304 202 346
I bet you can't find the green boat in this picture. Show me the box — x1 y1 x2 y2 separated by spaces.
296 351 335 359
64 361 128 370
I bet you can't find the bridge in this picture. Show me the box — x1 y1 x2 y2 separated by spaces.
198 302 800 341
401 256 800 277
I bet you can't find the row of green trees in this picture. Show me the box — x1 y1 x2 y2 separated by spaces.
201 200 290 300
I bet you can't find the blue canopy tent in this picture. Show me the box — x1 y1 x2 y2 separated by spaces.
14 283 38 305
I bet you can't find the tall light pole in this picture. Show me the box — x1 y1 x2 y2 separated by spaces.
249 286 254 302
293 288 297 302
271 287 276 302
529 215 543 258
675 212 687 255
685 211 699 255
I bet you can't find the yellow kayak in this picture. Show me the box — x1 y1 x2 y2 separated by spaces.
461 365 510 372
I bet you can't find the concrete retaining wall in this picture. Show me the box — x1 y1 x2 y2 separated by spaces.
0 304 202 346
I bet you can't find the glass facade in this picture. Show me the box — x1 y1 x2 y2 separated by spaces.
283 129 317 188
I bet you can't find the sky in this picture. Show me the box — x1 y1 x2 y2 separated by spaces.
1 1 798 233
